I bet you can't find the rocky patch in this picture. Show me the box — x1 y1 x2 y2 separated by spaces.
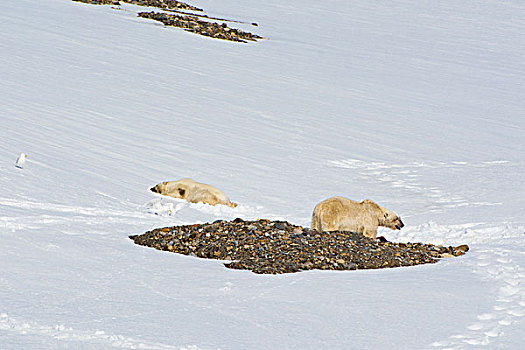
73 0 120 5
138 12 263 42
74 0 202 11
129 219 469 274
73 0 262 43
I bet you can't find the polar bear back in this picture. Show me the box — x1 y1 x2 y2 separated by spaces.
311 197 380 234
151 178 237 208
311 196 405 239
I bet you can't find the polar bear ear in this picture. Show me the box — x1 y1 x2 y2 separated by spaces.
178 188 186 196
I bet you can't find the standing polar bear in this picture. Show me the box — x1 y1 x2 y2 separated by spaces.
150 178 238 208
311 196 404 239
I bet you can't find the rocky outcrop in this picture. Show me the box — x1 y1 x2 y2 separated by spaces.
72 0 262 43
130 218 469 274
138 12 262 42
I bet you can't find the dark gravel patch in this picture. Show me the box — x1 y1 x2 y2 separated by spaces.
73 0 119 4
138 12 262 42
129 219 469 274
73 0 262 43
124 0 202 11
73 0 202 11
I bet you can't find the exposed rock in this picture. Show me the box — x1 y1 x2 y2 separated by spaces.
73 0 263 43
130 219 469 274
126 0 202 11
138 12 263 42
73 0 202 11
73 0 120 5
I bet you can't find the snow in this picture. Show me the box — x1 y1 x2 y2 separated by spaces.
1 0 524 348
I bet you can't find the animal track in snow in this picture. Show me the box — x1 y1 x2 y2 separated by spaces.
329 159 508 214
393 222 525 246
0 198 145 219
387 222 525 348
0 312 201 349
143 196 303 225
429 249 525 349
144 196 263 218
0 197 150 235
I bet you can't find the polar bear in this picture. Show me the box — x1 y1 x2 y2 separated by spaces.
150 178 238 208
311 196 404 239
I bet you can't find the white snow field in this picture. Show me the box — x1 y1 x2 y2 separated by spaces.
1 0 524 348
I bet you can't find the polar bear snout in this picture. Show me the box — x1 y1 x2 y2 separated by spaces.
150 186 159 193
394 218 404 230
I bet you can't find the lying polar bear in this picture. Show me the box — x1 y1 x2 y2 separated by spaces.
311 196 404 239
150 178 238 208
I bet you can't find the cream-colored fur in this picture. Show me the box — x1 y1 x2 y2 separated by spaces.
311 197 403 239
150 178 237 208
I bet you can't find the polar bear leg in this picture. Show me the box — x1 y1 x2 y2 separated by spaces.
363 226 378 239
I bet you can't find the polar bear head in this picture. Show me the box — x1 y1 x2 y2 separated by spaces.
361 199 404 231
379 208 404 230
150 181 188 199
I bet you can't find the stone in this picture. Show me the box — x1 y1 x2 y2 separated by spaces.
137 11 263 43
129 219 468 274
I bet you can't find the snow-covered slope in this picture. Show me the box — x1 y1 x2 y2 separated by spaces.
1 0 524 348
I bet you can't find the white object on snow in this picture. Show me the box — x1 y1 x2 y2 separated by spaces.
15 153 27 168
